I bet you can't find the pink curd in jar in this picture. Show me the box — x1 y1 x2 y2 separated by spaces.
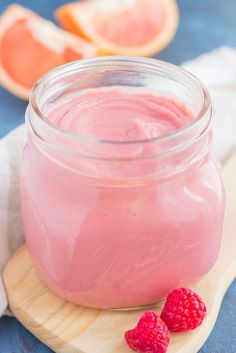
21 85 225 309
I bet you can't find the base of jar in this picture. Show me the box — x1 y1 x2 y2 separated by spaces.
31 260 204 311
29 252 212 311
30 257 168 310
106 299 166 311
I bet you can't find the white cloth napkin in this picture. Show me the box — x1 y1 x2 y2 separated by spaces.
0 47 236 317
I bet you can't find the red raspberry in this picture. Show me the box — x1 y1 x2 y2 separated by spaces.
161 287 207 332
124 311 170 353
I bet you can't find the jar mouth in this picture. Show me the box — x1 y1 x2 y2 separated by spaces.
29 56 212 148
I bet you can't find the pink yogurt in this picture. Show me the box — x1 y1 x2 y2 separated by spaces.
21 86 225 309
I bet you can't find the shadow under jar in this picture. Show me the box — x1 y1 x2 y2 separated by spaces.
20 57 225 310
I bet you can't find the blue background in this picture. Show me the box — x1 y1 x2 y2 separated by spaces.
0 1 236 352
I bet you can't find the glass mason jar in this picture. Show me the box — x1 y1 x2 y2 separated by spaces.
21 57 225 310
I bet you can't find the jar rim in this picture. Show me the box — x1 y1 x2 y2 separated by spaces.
29 56 212 147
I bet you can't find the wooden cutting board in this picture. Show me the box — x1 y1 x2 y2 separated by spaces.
3 151 236 353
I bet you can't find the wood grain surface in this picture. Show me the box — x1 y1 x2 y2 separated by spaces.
3 151 236 353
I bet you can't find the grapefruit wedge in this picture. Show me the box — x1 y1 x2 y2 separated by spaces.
0 4 98 100
55 0 179 56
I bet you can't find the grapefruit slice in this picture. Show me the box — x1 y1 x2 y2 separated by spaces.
0 4 98 100
55 0 179 56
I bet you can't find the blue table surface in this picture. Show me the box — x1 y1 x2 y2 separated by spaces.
0 0 235 352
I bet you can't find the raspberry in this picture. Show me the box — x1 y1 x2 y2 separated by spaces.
161 287 207 332
124 311 170 353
